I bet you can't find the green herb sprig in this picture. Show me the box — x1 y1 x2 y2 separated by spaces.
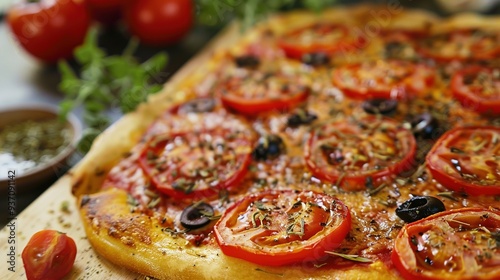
59 28 167 153
325 251 373 263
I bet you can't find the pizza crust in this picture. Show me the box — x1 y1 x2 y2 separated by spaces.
71 5 500 280
80 189 401 280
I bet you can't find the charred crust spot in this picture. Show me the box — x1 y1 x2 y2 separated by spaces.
80 195 91 207
71 176 85 195
108 226 120 238
120 236 135 247
95 168 106 176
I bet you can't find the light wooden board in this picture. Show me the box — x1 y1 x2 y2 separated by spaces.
0 22 241 280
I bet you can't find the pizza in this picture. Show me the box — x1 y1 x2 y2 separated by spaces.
70 5 500 280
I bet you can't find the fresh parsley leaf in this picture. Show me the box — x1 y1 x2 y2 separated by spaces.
58 28 168 153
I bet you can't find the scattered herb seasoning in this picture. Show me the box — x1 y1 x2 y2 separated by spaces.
325 251 373 263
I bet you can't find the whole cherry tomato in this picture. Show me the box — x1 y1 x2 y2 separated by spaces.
7 0 91 63
123 0 194 46
22 230 77 280
85 0 123 25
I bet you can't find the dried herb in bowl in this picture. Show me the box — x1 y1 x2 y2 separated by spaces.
0 119 72 178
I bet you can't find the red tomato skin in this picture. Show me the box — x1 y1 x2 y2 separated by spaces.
140 146 252 200
332 62 435 100
392 208 500 280
7 0 91 63
220 88 309 115
22 230 77 280
278 24 365 60
124 0 193 46
305 117 417 191
416 30 500 63
214 190 352 266
85 0 123 25
451 66 500 115
138 128 254 200
426 126 500 196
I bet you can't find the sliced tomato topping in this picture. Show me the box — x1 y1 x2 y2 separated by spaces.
278 23 364 60
305 116 416 190
102 155 147 193
139 125 253 199
451 66 500 115
392 208 500 280
215 59 310 115
426 126 500 196
418 29 500 62
214 190 351 266
332 60 435 100
380 30 424 60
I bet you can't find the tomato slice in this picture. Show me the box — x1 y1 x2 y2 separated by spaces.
102 155 147 193
332 60 435 100
418 29 500 62
278 23 364 60
426 126 500 196
305 116 416 190
214 190 351 266
451 66 500 115
139 125 253 199
22 230 77 280
216 59 310 115
392 208 500 280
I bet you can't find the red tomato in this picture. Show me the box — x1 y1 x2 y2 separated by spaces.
102 156 146 192
332 60 435 100
426 126 500 196
451 66 500 115
138 113 254 199
214 190 351 266
123 0 193 46
278 23 364 60
216 59 310 115
7 0 91 63
85 0 123 25
22 230 77 280
392 208 500 280
305 116 417 191
418 29 500 62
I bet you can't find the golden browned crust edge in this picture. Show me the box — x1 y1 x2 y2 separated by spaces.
80 189 400 280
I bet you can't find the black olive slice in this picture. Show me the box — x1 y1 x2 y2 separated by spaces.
410 113 440 139
253 134 286 161
234 55 260 68
362 98 398 115
396 196 445 223
301 52 329 66
178 98 216 114
180 202 214 230
287 110 317 127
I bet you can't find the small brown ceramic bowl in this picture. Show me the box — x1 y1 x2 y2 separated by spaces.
0 105 81 192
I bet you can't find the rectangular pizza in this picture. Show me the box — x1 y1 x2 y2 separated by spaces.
65 4 500 280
